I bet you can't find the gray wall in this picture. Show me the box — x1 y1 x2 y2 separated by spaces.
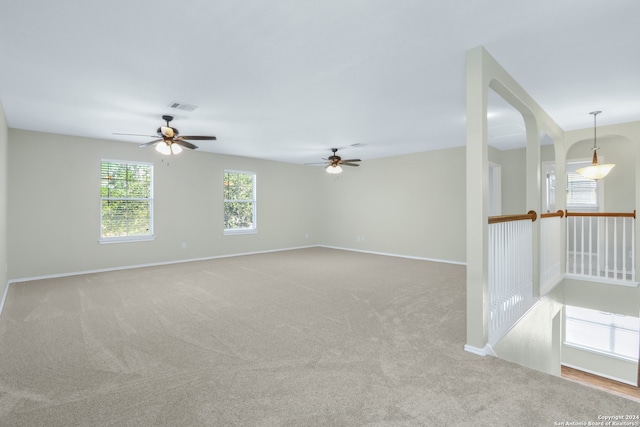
319 147 466 264
7 130 467 280
0 101 7 302
7 129 325 279
488 146 526 215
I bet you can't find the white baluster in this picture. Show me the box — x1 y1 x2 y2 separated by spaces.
572 217 577 275
622 218 626 280
580 216 585 275
588 216 593 276
596 217 602 278
605 218 609 278
632 219 636 282
613 218 618 280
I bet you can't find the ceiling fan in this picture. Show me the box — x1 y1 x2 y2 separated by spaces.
308 148 361 174
114 115 216 155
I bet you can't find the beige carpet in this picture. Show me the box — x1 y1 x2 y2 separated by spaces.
0 247 637 426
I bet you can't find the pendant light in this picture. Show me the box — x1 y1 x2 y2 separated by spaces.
576 111 615 180
326 164 342 174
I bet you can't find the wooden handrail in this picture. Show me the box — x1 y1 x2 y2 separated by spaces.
489 210 537 224
541 210 564 219
565 210 636 219
489 209 637 224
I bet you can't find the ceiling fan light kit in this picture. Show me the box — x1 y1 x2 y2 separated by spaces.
155 141 182 155
576 110 615 180
326 165 343 174
114 115 216 156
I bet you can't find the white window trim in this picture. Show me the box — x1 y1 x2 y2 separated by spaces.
565 157 605 213
223 170 257 235
99 235 155 244
541 160 556 214
488 162 502 216
99 159 155 244
224 228 258 236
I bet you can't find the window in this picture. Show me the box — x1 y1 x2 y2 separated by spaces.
566 160 601 212
542 160 603 213
541 161 556 213
224 171 256 234
565 305 640 361
100 160 154 242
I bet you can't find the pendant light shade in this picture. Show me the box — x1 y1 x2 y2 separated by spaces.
156 141 171 155
326 164 342 174
155 141 182 155
171 143 183 155
576 163 615 180
576 111 615 180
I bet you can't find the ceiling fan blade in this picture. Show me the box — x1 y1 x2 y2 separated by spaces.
173 139 198 150
114 133 159 138
139 139 163 147
340 159 361 163
341 162 360 167
177 135 217 141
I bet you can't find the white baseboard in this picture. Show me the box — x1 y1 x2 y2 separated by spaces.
464 343 497 357
318 245 466 266
0 281 10 317
464 344 487 356
6 245 319 286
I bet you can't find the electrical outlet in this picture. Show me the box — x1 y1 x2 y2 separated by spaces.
181 243 187 250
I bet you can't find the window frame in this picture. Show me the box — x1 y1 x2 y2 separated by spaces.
99 159 155 244
565 158 604 213
541 161 556 213
223 170 257 235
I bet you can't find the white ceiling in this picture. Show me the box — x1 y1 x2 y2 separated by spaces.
0 1 638 164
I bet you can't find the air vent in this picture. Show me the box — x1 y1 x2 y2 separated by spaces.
167 101 198 112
